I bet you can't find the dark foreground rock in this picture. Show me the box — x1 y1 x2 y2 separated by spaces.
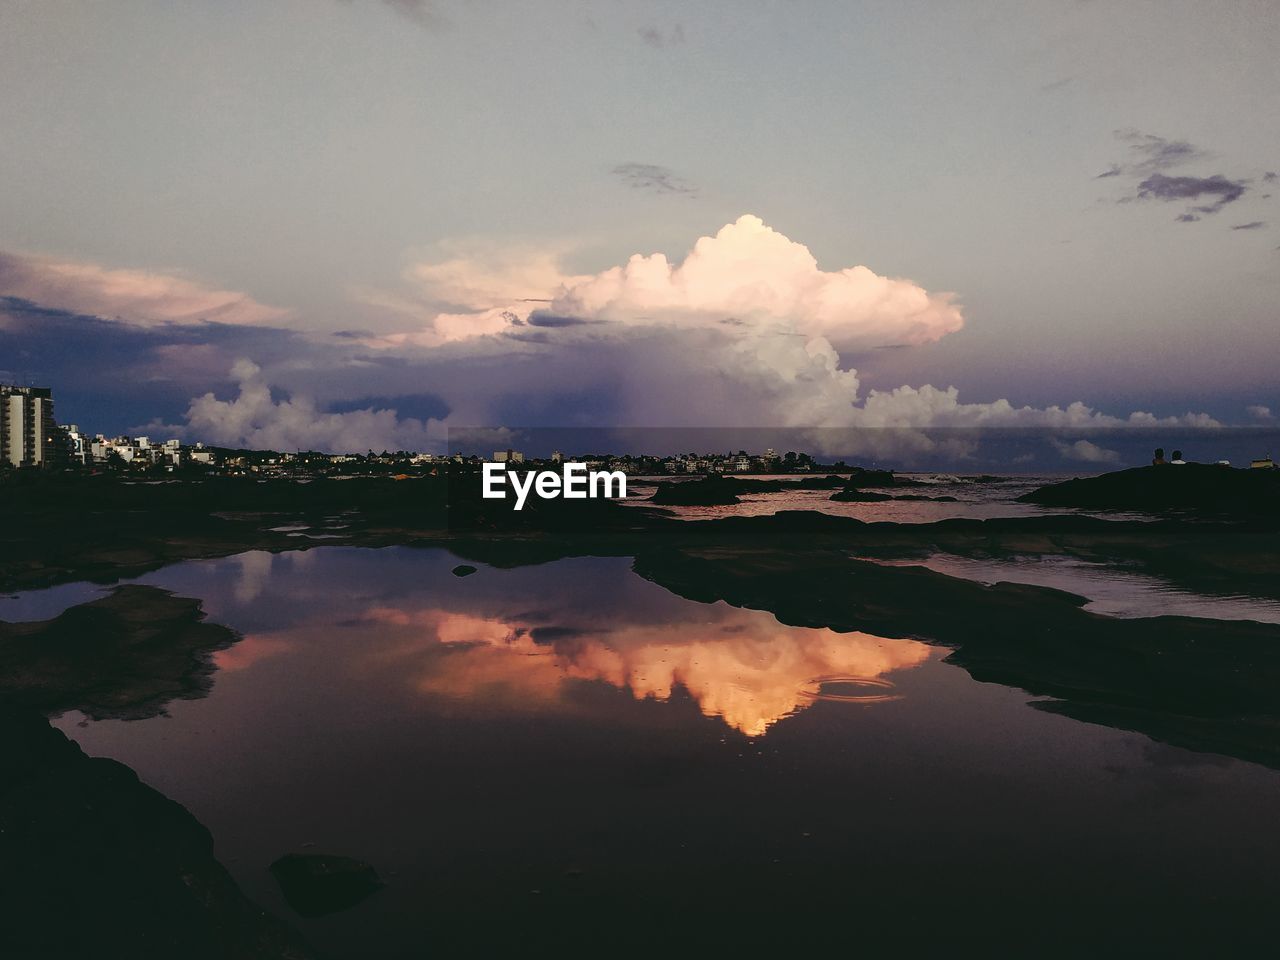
270 854 384 917
1020 462 1280 516
0 585 239 720
0 710 315 960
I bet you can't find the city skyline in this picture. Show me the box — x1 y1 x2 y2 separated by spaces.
2 1 1279 461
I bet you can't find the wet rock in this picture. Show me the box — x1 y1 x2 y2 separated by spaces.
651 476 741 506
841 467 926 488
451 564 478 577
829 488 892 502
270 853 385 917
791 474 851 490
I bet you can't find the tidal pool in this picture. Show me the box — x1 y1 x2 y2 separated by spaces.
33 547 1280 953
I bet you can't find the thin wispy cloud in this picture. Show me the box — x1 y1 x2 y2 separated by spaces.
1114 129 1207 173
1100 130 1256 222
1231 221 1266 231
637 24 684 48
1136 173 1247 216
612 162 698 197
339 0 449 31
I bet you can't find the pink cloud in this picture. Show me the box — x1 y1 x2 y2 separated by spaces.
0 250 289 327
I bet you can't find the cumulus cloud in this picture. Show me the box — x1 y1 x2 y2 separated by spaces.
0 250 288 327
1050 438 1121 464
1248 404 1273 420
362 215 964 352
306 215 1224 461
163 359 444 452
544 215 964 350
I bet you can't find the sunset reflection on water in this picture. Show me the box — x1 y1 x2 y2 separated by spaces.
356 605 933 736
41 547 1280 958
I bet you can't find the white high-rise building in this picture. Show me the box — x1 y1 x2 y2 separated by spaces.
1 385 60 468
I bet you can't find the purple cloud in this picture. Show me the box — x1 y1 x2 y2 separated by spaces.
1136 173 1246 214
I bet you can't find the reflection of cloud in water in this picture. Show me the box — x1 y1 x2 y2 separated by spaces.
232 551 274 604
213 633 296 672
363 605 932 736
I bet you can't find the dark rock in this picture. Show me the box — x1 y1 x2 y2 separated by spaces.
451 564 478 577
0 710 315 959
0 585 239 721
270 853 385 917
651 476 741 506
842 467 926 488
632 544 1280 771
791 474 851 490
829 488 892 502
1020 463 1280 517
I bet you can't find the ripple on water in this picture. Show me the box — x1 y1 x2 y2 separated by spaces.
798 675 902 704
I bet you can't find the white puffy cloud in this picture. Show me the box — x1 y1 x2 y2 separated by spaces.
363 214 962 350
0 250 289 327
133 214 1222 459
166 359 443 453
1247 404 1273 420
546 215 964 349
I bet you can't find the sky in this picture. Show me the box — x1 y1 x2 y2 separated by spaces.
1 0 1278 460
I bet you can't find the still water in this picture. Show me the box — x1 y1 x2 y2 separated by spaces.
622 473 1155 523
26 548 1280 952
